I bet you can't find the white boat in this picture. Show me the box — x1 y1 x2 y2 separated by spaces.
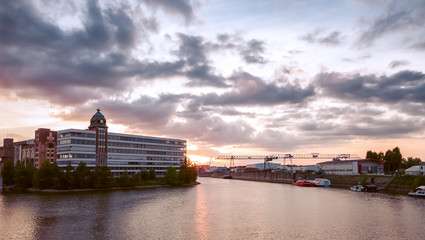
312 178 331 187
350 185 364 192
408 186 425 197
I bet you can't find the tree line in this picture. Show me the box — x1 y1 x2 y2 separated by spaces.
1 158 197 190
366 147 422 173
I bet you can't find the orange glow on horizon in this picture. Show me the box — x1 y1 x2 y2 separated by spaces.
188 155 212 165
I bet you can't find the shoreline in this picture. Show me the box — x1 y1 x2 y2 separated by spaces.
201 176 415 195
1 181 200 194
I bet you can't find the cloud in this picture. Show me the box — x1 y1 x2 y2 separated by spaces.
141 0 195 23
388 60 409 69
194 71 314 106
213 33 268 64
0 1 203 105
299 29 344 46
56 95 180 130
356 1 425 46
315 70 425 103
174 33 227 87
239 39 267 64
411 41 425 50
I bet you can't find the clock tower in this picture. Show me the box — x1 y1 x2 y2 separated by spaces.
88 108 108 167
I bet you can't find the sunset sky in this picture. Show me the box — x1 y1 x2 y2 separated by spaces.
1 0 425 166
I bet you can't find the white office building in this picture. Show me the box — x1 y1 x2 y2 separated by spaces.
57 109 186 177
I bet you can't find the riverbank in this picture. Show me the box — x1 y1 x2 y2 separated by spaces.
1 181 200 194
211 172 424 194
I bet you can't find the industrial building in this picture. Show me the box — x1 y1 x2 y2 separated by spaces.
405 162 425 176
317 159 384 175
246 162 282 170
0 128 57 169
1 109 187 177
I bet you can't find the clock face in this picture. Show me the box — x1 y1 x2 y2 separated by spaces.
100 119 104 123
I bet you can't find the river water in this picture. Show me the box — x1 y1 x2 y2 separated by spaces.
1 178 424 240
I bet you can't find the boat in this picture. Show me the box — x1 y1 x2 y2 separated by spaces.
222 175 232 179
408 186 425 197
350 184 378 192
364 184 378 192
311 178 331 187
293 179 314 187
350 185 364 192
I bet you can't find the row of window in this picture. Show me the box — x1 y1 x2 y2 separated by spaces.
59 132 186 146
59 139 186 152
58 153 184 161
108 148 185 156
57 160 179 168
110 167 177 171
108 141 185 151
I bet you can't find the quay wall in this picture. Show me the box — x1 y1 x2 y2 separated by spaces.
218 172 396 190
205 172 418 193
325 175 395 190
231 172 294 184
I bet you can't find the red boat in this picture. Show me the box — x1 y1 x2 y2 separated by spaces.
293 179 314 187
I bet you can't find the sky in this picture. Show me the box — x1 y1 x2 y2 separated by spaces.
1 0 425 166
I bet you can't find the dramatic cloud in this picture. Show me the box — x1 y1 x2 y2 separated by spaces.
174 33 227 87
141 0 195 23
0 0 189 105
388 60 409 69
2 0 425 160
197 71 315 106
56 94 181 130
300 29 344 46
315 70 425 103
211 33 268 64
239 39 267 64
356 1 425 46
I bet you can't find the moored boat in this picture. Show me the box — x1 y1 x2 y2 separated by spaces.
350 185 364 192
408 186 425 197
350 184 377 192
293 179 314 187
311 178 331 187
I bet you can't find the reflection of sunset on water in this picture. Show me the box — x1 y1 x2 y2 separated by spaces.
194 183 211 237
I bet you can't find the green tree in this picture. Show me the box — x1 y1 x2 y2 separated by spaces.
73 162 93 189
34 162 61 189
384 147 403 173
117 171 133 187
14 162 36 189
149 168 156 180
178 158 198 184
92 166 114 188
60 163 75 189
366 150 384 160
1 162 15 186
140 170 150 180
165 167 178 186
402 157 422 169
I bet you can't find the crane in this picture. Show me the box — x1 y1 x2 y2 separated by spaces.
216 153 360 172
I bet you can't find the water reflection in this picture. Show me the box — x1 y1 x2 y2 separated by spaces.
0 195 38 239
1 179 425 239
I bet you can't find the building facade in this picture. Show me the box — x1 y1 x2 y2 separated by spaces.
87 109 108 167
56 110 186 177
14 139 35 166
34 128 57 168
406 162 425 176
317 159 384 175
0 139 15 171
1 110 186 177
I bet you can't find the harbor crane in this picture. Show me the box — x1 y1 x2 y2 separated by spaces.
216 153 360 171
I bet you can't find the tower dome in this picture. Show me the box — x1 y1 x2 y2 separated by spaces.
88 108 107 129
